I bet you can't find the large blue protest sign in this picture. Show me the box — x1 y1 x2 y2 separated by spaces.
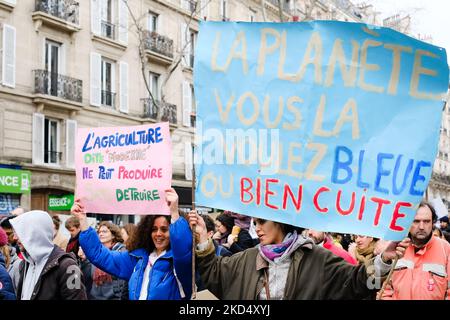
193 21 449 240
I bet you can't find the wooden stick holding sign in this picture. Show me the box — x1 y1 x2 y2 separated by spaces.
191 162 197 299
377 257 398 300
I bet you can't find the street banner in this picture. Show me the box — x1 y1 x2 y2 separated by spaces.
48 194 74 211
75 123 172 215
194 21 449 240
0 168 31 194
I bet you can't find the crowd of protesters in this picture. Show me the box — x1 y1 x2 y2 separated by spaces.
1 194 449 300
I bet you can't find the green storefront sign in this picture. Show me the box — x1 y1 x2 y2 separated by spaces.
0 168 31 194
48 195 74 211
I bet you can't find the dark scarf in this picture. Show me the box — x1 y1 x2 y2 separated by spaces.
66 232 80 255
92 242 118 286
93 267 113 286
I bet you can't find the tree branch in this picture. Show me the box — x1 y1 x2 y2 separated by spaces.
277 0 284 22
122 0 156 107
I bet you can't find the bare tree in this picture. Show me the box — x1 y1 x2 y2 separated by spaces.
122 0 211 120
301 0 319 21
362 0 423 35
277 0 284 22
261 0 268 21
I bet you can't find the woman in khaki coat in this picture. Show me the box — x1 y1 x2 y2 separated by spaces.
188 212 410 300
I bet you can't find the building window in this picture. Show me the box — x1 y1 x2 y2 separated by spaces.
44 40 62 96
149 72 160 100
190 83 196 127
148 11 158 32
189 29 196 68
101 0 115 39
101 58 115 108
44 118 59 165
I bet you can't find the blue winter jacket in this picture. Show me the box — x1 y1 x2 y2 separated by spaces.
79 217 192 300
0 253 16 300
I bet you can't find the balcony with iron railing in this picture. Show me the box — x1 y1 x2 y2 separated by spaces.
34 70 82 104
142 98 177 125
101 20 116 40
102 90 116 109
45 150 62 164
32 0 80 33
143 30 174 64
266 0 292 14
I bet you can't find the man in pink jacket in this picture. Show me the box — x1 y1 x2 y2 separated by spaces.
307 229 358 265
382 201 450 300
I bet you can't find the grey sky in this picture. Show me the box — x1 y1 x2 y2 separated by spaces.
369 0 450 64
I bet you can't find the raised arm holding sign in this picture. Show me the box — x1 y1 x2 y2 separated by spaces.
72 122 193 300
71 188 193 300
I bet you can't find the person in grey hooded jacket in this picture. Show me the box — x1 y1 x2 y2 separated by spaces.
10 210 87 300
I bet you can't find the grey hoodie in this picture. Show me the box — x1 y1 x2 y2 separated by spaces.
10 211 54 300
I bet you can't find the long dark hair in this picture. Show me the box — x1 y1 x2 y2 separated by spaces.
126 215 171 253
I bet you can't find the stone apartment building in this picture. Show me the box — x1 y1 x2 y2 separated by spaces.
427 88 450 209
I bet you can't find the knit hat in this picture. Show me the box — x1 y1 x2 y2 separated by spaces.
216 214 235 232
0 227 8 246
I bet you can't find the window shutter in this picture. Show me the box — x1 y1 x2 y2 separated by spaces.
119 61 128 113
185 142 193 181
111 61 116 92
90 52 101 107
32 113 45 165
66 119 77 168
60 43 66 75
2 24 16 88
147 14 151 31
182 81 192 127
118 0 128 44
91 0 101 35
181 0 189 11
220 0 224 17
157 14 163 34
200 0 209 20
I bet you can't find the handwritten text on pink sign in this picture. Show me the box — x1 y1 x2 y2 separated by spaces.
75 123 172 215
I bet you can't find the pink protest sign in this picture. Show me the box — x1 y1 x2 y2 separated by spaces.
75 123 172 215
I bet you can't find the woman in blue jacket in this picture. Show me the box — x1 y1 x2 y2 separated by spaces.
71 188 192 300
